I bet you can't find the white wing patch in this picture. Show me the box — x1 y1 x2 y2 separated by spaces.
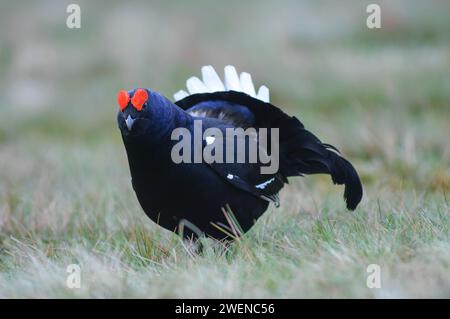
173 65 270 103
255 178 275 190
205 136 215 145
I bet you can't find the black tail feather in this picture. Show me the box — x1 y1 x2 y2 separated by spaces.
327 152 363 210
176 91 363 209
282 129 363 210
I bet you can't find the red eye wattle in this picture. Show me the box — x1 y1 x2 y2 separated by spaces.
131 89 148 111
117 90 130 111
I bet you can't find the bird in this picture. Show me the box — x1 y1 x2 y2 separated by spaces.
117 65 363 241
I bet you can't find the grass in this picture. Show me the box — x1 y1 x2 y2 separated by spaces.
0 0 449 298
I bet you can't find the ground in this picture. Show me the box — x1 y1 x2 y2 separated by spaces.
0 0 449 298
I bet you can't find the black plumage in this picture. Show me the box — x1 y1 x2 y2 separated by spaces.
117 66 363 241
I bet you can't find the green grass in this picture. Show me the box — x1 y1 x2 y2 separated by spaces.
0 0 449 298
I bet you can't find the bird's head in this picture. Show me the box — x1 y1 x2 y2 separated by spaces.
117 88 158 138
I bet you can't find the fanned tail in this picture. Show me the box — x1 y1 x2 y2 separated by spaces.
172 66 363 210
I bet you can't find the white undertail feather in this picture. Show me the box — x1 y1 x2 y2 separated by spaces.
257 85 270 103
201 65 225 92
173 90 189 101
224 65 241 91
186 76 209 94
173 65 270 103
239 72 256 98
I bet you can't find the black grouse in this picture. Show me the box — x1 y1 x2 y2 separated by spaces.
117 65 363 241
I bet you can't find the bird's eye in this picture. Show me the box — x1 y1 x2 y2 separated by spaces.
131 88 149 111
117 90 130 111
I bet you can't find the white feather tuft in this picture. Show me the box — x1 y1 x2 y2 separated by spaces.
173 90 189 101
186 76 209 94
257 85 270 102
224 65 241 91
173 65 270 103
201 65 225 92
239 72 256 97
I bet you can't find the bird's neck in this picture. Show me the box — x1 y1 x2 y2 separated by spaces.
147 93 193 139
123 95 193 172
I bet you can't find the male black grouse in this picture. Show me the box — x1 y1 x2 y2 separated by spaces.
117 65 363 241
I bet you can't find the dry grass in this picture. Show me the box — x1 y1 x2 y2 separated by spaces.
0 0 449 298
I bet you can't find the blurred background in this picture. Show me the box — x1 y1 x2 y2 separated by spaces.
1 0 449 183
0 0 449 298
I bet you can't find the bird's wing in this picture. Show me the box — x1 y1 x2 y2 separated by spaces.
200 127 285 206
208 165 284 207
183 100 256 128
175 66 363 210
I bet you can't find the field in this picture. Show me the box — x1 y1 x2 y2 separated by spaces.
0 0 449 298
